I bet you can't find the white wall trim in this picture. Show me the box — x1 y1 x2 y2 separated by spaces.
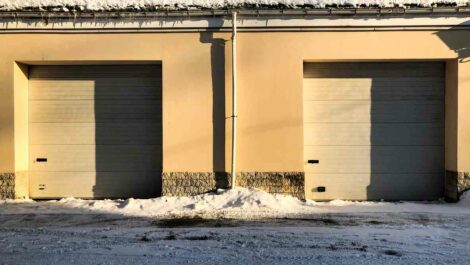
1 15 470 31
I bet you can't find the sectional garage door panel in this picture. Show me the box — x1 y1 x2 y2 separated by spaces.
303 62 445 201
303 78 444 101
29 172 161 199
30 100 161 123
304 123 444 146
303 101 444 123
30 123 162 145
29 145 162 172
306 173 444 201
29 65 162 199
29 65 161 79
304 62 444 78
304 146 444 174
30 80 161 101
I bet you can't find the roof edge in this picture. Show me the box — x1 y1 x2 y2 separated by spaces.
2 7 470 19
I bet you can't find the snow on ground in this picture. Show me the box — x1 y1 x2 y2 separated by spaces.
0 0 469 11
1 189 470 264
1 187 470 219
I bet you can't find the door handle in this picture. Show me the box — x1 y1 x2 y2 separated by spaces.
36 158 47 162
307 160 319 164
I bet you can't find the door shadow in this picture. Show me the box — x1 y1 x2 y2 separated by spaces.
366 62 445 200
92 65 163 198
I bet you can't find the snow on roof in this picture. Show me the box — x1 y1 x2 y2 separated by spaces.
0 0 468 12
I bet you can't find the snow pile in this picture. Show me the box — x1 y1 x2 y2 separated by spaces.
0 0 468 11
0 198 34 204
54 188 310 218
457 189 470 207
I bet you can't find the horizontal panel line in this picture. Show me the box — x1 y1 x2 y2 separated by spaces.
29 95 161 96
28 99 162 100
29 96 161 98
305 171 444 175
29 143 162 145
29 143 163 147
303 87 443 89
29 123 162 125
29 98 162 101
30 121 162 123
303 145 444 147
30 171 163 173
29 121 162 123
303 122 444 124
303 100 444 102
29 99 161 101
29 98 162 99
29 119 162 124
30 117 161 121
30 82 163 84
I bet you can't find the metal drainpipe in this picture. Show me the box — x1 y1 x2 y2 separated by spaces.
231 11 238 188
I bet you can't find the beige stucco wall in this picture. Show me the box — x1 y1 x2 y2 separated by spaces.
0 33 232 176
457 62 470 170
0 29 469 197
236 31 465 172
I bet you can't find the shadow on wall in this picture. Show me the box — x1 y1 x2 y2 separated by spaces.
93 65 163 198
199 32 230 187
435 23 470 63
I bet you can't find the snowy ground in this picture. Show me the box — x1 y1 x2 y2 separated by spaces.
1 188 470 264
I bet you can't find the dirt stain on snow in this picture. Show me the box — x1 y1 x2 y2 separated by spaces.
155 216 240 228
382 249 403 256
183 235 214 241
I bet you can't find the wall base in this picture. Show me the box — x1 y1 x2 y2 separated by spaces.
161 172 230 197
0 173 15 199
237 172 305 200
162 172 305 200
445 170 470 201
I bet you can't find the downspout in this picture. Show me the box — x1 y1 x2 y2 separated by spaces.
231 11 238 188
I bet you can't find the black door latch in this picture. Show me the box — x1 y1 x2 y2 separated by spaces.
307 160 319 164
36 158 47 162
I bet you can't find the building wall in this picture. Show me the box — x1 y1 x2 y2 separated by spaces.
0 29 469 199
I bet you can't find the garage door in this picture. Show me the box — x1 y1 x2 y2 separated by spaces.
303 62 444 201
29 65 162 199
